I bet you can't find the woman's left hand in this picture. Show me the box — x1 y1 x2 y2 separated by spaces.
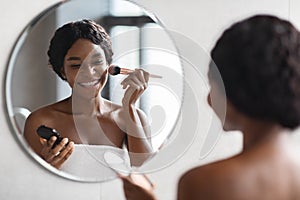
121 69 150 107
119 68 153 165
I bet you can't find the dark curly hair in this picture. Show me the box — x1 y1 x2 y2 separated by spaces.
210 15 300 129
47 19 113 80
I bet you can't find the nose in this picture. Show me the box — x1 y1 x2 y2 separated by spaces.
88 65 97 76
80 64 99 78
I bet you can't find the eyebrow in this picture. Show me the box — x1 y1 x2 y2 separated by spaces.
66 53 103 62
67 57 81 61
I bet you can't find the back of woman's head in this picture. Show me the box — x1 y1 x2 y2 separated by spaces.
210 15 300 129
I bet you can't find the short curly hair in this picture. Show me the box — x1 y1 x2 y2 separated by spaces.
47 19 113 80
210 15 300 129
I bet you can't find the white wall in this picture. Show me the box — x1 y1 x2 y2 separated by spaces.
0 0 299 199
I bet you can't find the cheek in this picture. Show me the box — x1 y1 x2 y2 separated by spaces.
215 100 239 131
208 85 229 129
207 93 212 107
65 71 78 88
208 87 222 117
99 73 108 89
100 69 108 81
223 107 235 131
66 78 75 88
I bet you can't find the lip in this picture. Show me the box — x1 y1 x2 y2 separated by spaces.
77 79 101 88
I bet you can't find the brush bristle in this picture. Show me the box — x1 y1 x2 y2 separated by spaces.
108 65 121 75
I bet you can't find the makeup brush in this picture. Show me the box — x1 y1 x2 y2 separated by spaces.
108 65 162 79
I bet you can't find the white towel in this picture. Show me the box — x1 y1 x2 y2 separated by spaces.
60 144 131 182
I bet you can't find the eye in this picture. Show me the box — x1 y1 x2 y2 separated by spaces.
70 64 81 68
92 60 104 65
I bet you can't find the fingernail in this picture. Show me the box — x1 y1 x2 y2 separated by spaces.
63 138 69 144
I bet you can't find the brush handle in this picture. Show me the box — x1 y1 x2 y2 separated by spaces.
120 68 162 79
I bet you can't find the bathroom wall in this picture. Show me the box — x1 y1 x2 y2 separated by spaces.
0 0 299 199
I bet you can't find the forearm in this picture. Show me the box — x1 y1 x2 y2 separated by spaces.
123 105 153 166
126 105 153 153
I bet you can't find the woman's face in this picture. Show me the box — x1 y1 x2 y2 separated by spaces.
208 76 240 131
62 39 108 98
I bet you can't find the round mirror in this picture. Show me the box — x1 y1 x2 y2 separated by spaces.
5 0 184 182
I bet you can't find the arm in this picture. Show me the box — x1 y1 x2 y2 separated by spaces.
23 111 74 169
120 69 154 166
124 106 152 152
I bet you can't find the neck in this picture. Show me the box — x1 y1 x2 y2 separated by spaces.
66 93 106 116
241 119 289 151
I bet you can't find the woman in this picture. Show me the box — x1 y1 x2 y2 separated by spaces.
24 19 153 169
120 15 300 200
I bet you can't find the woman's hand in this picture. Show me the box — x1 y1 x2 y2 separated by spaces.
119 68 153 165
120 173 156 200
121 69 150 107
40 136 74 169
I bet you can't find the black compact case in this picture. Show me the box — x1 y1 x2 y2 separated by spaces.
36 125 62 148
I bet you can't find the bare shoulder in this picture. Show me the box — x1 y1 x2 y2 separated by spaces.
25 103 60 125
24 104 56 131
177 156 245 200
178 143 300 200
23 102 65 154
25 98 70 123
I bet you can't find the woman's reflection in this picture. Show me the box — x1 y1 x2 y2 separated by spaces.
24 19 153 169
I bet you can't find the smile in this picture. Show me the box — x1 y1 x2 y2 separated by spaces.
77 79 101 87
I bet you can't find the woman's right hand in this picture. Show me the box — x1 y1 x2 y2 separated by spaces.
40 136 74 169
120 173 156 200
